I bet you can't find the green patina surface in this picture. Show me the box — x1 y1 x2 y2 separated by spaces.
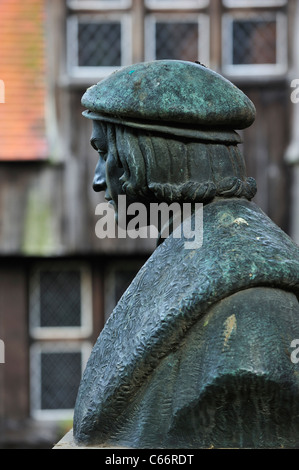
74 59 299 448
82 60 256 129
74 198 299 448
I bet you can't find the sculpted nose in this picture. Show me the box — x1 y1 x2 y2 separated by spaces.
93 159 106 192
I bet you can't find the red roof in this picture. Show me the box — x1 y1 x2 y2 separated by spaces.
0 0 48 160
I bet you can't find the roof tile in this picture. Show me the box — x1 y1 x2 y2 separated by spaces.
0 0 48 160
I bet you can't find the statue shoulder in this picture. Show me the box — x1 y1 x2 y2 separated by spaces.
100 287 299 448
188 286 299 372
165 287 299 447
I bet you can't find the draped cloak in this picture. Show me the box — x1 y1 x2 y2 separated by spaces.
73 198 299 448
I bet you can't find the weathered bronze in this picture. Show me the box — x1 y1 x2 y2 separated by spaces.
73 60 299 448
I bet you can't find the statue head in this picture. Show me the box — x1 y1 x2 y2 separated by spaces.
82 60 257 220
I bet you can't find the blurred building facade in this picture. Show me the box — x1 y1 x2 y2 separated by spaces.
0 0 298 448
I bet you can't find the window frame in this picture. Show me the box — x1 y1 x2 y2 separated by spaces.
30 341 92 420
64 0 289 83
67 0 132 10
29 262 93 340
66 12 133 79
145 0 209 9
222 0 287 8
221 10 288 77
144 13 210 64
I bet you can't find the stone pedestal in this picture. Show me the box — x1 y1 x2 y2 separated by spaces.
53 429 128 449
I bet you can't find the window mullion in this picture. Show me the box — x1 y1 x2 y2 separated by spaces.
209 0 223 70
131 0 145 63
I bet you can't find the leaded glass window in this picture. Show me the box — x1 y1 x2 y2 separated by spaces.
39 270 81 327
65 0 289 83
40 351 81 410
155 21 199 61
30 343 91 419
29 263 92 338
78 21 121 67
67 14 132 77
29 262 93 419
222 12 287 75
232 18 277 65
145 15 209 64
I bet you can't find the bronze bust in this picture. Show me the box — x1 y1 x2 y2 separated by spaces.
73 60 299 448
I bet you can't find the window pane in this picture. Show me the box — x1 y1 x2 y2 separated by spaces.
155 22 198 61
232 19 276 65
78 21 121 66
41 352 82 410
39 271 81 327
114 269 138 303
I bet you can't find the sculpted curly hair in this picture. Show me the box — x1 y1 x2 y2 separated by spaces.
102 122 257 204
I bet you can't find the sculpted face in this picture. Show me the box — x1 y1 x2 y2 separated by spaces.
90 120 124 222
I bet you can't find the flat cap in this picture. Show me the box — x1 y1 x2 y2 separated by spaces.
82 60 256 143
